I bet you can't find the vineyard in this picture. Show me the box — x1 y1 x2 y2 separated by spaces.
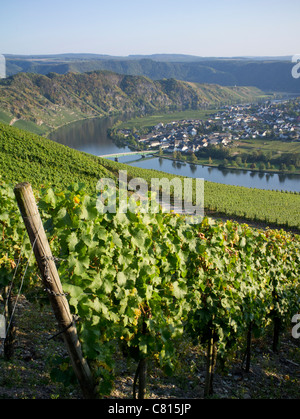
1 178 299 398
100 158 300 231
0 123 114 191
1 123 300 231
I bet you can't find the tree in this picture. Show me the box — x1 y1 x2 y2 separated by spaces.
280 163 287 171
259 162 266 171
190 153 198 163
289 165 295 172
235 156 242 167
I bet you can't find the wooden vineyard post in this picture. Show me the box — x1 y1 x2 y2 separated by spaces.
14 182 96 399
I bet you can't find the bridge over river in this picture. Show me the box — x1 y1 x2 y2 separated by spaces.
99 150 154 160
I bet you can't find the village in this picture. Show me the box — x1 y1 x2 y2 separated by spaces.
117 99 300 156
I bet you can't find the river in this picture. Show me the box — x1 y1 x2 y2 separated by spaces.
49 116 300 192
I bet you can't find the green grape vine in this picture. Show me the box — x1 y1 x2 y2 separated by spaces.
1 179 299 397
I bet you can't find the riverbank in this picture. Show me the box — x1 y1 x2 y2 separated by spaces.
110 97 300 178
154 152 300 177
109 132 300 178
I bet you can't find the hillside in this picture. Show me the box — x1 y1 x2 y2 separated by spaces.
0 123 113 190
5 54 300 94
0 71 268 135
1 123 300 231
1 124 299 400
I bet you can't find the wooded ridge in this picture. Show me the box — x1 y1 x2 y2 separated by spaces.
5 54 300 93
0 71 267 134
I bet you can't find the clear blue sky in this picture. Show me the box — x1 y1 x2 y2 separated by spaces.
1 0 299 57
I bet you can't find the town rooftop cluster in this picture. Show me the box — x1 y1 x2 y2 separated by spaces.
119 99 300 155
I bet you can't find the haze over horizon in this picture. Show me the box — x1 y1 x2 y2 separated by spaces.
1 0 299 58
2 52 295 60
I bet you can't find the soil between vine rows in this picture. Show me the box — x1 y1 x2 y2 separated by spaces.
0 295 299 399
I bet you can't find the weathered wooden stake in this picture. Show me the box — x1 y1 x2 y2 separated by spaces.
14 182 96 399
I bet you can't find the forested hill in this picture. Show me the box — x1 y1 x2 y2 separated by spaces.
0 71 266 134
5 54 300 93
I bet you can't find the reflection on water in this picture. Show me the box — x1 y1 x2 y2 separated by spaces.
49 117 300 192
49 116 131 156
120 156 300 192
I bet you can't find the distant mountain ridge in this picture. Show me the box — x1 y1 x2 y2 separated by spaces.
4 53 294 62
4 54 300 93
0 70 267 134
